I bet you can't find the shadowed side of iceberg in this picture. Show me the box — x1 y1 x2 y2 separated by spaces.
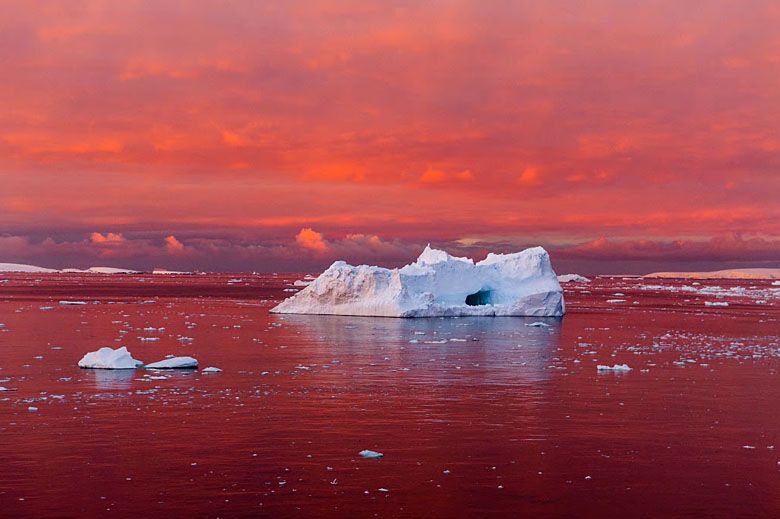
271 246 565 318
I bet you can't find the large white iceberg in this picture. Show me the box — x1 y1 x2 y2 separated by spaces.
271 245 565 317
78 347 143 369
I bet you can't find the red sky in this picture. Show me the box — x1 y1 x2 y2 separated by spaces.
1 1 779 273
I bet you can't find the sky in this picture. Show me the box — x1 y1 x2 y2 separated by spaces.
1 0 779 274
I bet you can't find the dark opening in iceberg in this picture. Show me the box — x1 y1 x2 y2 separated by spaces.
465 289 494 306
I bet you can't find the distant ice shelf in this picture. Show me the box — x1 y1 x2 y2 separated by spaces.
271 245 565 317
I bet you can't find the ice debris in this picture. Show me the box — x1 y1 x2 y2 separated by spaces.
145 356 198 369
359 449 384 459
597 364 632 372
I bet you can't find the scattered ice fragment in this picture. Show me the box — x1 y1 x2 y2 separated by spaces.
606 299 626 304
597 364 632 372
145 356 198 369
202 366 222 373
359 450 384 459
525 322 550 327
59 300 88 305
704 301 729 307
28 406 38 412
78 347 143 369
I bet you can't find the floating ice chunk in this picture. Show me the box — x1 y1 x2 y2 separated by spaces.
704 301 729 307
59 300 88 305
557 274 591 283
359 449 384 459
202 366 222 373
597 364 632 372
28 406 38 412
272 245 564 317
0 386 15 391
525 321 550 327
145 356 198 369
78 347 143 369
606 299 626 303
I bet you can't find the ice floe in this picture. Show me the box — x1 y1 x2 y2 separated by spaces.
597 363 632 372
145 356 198 369
557 274 591 283
359 449 384 458
272 245 564 317
78 347 143 369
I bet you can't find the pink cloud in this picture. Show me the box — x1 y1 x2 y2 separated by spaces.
295 228 328 252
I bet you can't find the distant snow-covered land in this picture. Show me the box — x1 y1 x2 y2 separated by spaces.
645 268 780 280
1 263 137 274
0 262 58 273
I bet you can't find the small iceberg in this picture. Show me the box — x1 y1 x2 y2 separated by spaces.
145 356 198 369
704 301 729 307
272 245 564 317
78 347 143 369
525 321 551 327
557 274 591 283
597 363 632 372
359 449 384 459
202 366 222 373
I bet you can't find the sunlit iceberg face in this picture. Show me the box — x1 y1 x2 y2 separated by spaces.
272 245 565 317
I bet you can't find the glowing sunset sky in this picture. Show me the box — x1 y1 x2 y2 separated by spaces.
1 1 778 272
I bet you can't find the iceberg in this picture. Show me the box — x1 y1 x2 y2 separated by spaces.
272 245 565 317
78 347 143 369
145 356 198 369
557 274 591 283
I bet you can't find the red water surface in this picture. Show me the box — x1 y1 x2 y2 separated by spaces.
0 273 777 517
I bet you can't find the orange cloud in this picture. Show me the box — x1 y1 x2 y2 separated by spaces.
90 232 125 244
295 228 328 252
165 235 185 253
420 169 474 184
420 169 446 184
517 167 541 186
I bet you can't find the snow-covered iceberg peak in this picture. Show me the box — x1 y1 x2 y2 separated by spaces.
271 246 565 317
78 347 143 369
